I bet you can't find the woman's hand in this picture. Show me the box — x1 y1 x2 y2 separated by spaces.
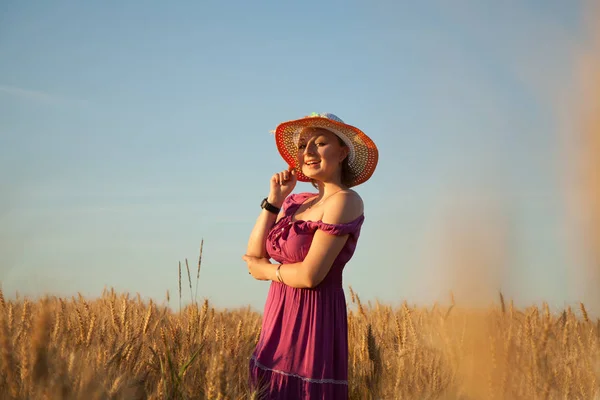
242 255 274 281
268 168 297 207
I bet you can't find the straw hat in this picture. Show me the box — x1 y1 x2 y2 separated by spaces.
273 112 378 187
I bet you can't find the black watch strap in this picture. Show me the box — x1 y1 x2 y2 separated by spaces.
261 198 281 214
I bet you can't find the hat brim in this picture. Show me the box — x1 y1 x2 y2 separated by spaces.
274 116 378 187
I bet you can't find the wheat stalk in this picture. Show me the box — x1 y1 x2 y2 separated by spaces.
194 239 204 306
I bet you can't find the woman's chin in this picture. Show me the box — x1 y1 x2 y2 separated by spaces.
302 170 331 183
302 169 320 180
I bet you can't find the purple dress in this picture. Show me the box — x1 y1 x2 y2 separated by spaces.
249 192 365 399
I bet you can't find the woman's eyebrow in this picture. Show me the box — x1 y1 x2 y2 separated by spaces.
296 133 327 146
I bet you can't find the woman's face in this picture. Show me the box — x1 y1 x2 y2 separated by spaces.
296 128 349 183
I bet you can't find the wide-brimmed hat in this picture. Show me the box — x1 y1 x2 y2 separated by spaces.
273 112 378 187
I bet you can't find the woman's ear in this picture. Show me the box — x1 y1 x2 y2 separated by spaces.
339 146 349 162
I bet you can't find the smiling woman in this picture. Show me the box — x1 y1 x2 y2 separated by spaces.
242 112 378 399
297 127 355 189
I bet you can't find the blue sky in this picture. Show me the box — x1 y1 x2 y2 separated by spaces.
0 1 594 312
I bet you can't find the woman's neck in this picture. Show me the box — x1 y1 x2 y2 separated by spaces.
315 181 347 198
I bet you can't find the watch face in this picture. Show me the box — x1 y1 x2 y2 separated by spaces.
261 198 268 208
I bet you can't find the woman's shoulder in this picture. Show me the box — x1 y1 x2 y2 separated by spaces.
339 188 363 202
322 189 364 225
333 189 364 211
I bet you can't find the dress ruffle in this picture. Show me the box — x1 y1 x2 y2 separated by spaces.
281 193 365 237
295 217 364 236
249 356 349 400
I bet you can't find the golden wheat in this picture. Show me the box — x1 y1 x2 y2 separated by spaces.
0 286 598 399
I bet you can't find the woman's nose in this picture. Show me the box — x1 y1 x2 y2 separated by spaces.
303 143 315 155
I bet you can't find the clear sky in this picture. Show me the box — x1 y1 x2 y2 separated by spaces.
0 1 594 313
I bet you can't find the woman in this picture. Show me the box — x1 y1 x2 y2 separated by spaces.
242 112 378 399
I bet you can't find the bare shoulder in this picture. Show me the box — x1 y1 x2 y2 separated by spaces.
321 189 364 225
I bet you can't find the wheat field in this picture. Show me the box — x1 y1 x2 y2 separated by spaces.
0 283 598 400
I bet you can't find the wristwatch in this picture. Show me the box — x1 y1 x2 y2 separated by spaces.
261 198 281 214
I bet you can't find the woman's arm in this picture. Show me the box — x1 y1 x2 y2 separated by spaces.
245 168 297 258
245 195 285 258
264 230 351 288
